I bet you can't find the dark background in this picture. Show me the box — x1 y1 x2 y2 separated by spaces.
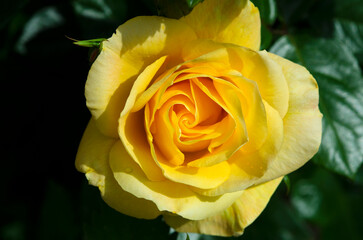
1 0 363 239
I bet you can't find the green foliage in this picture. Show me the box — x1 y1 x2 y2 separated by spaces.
80 181 171 240
251 0 277 24
187 0 204 9
270 35 363 179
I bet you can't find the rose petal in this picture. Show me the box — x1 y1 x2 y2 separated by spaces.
164 177 282 236
255 53 322 184
192 101 283 196
186 78 248 167
181 0 260 50
75 120 161 219
181 40 289 120
86 16 197 137
213 73 268 153
109 141 243 220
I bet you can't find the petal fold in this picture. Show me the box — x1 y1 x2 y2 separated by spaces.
255 53 322 184
164 177 282 236
181 0 260 50
86 16 197 137
109 141 243 220
75 120 160 219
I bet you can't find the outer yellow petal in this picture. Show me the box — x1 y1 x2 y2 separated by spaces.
181 40 289 119
75 120 160 219
86 16 197 137
181 0 261 50
118 56 168 181
109 141 243 220
164 177 282 236
255 53 322 184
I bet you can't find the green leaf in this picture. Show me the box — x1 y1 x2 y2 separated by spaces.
186 0 203 9
72 0 127 21
270 35 363 179
37 181 78 240
334 0 363 23
80 181 170 240
154 0 191 18
243 184 313 240
260 24 273 50
71 38 106 48
283 175 291 194
334 19 363 62
290 166 363 239
15 6 64 54
251 0 277 25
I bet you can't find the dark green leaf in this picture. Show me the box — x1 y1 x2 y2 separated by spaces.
290 167 363 239
81 181 170 240
0 0 28 29
270 35 363 179
15 6 64 54
72 0 127 21
71 37 106 48
334 0 363 23
37 181 78 240
260 24 272 50
154 0 191 18
283 175 291 194
243 184 313 240
186 0 203 9
334 19 363 59
251 0 277 24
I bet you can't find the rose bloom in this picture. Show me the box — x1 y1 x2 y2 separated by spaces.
76 0 322 236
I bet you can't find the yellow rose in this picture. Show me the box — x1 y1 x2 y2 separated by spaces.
76 0 322 236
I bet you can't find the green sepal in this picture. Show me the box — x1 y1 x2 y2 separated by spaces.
72 38 106 48
283 175 291 195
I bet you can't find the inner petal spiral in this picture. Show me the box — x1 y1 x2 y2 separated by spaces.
147 76 240 167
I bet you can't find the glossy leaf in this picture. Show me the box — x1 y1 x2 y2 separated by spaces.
290 166 363 239
270 35 363 179
15 6 64 54
251 0 276 24
334 0 363 23
334 19 363 62
187 0 204 9
72 0 127 20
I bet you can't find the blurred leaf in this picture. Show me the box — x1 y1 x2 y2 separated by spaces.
0 0 28 29
37 181 78 240
275 0 333 37
283 175 290 194
177 232 230 240
154 0 191 18
81 181 170 240
260 24 272 50
15 6 64 54
71 37 106 48
72 0 128 39
1 221 25 240
251 0 277 24
270 36 363 179
334 0 363 23
275 0 310 25
243 185 313 240
290 167 362 239
334 19 363 63
186 0 203 9
73 0 127 20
